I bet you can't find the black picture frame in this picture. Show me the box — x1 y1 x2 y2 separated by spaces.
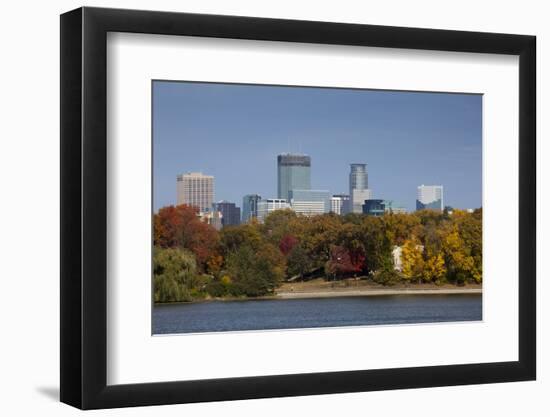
60 6 536 410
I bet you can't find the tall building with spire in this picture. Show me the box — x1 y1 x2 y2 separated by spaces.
349 163 372 213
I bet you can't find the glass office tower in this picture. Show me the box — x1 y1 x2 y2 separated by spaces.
277 154 311 200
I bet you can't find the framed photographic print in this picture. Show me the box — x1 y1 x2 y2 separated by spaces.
60 6 536 409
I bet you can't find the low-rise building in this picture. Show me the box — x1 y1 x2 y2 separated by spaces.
331 194 351 215
257 198 291 222
289 189 331 216
213 200 241 227
198 209 223 230
362 199 386 216
383 200 407 214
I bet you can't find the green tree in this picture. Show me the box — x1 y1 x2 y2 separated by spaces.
219 223 263 253
372 255 401 286
226 244 285 297
286 244 313 279
298 214 342 269
153 247 199 303
263 209 298 244
359 217 392 273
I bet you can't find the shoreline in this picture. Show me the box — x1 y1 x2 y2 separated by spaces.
274 287 482 299
154 286 482 305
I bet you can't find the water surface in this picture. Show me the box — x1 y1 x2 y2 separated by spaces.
153 294 482 334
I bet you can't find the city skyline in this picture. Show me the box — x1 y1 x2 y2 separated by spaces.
153 81 482 212
171 160 445 219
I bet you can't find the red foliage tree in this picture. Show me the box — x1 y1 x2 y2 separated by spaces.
325 245 364 278
153 204 219 269
279 234 299 256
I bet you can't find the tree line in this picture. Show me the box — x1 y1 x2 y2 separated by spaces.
153 204 482 303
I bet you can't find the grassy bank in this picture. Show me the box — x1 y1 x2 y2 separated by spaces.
154 277 482 304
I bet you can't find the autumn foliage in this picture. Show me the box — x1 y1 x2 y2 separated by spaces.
325 245 364 278
153 205 482 302
154 204 220 268
279 234 299 256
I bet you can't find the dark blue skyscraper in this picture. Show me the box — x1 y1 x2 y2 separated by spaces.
213 200 241 227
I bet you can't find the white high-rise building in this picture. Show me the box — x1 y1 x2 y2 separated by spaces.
257 198 291 222
416 185 444 211
176 172 214 212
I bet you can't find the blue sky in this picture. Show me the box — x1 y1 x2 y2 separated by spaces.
153 81 482 212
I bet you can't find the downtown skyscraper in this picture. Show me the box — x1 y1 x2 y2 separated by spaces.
277 153 311 200
349 163 372 213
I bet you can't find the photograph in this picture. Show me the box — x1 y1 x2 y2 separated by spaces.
152 80 483 335
53 4 538 411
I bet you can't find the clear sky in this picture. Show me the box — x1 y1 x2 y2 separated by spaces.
153 81 482 212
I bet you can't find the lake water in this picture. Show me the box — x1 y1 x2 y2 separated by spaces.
153 294 482 334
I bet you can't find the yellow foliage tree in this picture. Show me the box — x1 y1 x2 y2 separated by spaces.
442 228 481 283
401 238 424 280
422 254 447 283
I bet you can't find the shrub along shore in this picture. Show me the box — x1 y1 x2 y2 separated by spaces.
154 205 482 303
